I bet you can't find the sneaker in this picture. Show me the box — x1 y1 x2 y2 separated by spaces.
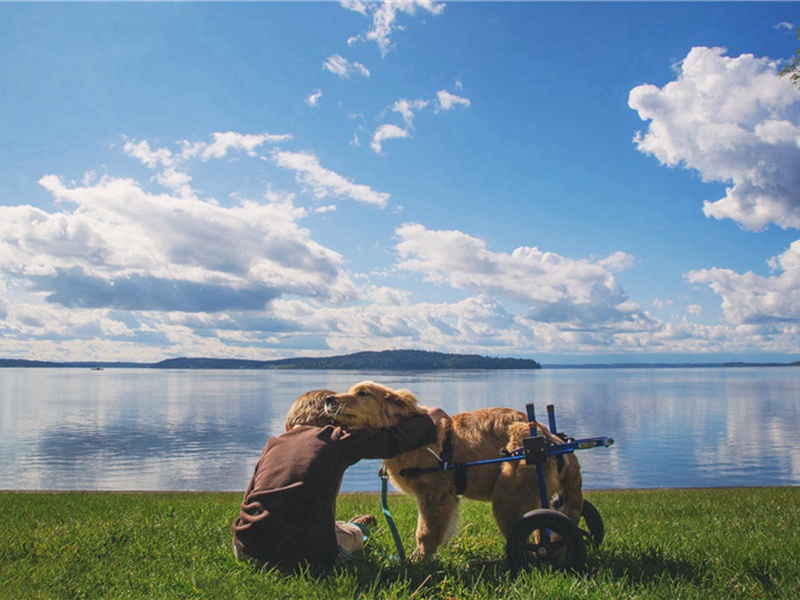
349 514 376 539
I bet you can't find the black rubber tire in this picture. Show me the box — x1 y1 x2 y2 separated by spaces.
506 508 587 572
580 499 605 547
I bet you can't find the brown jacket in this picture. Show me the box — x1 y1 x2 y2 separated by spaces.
232 414 436 571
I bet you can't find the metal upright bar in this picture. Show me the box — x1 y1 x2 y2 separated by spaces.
526 402 550 510
546 404 557 436
525 403 537 435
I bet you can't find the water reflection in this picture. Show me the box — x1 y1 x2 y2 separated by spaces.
1 367 798 492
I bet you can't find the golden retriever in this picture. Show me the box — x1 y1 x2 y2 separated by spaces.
323 381 584 559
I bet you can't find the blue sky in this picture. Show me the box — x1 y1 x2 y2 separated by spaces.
1 1 799 364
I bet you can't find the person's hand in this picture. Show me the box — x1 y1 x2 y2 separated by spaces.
426 407 449 425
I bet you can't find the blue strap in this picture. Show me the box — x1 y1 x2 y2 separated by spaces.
351 521 369 541
380 470 406 561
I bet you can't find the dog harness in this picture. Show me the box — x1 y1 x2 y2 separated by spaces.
399 429 468 496
440 430 468 496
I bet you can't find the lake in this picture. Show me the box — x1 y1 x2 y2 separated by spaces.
1 367 798 493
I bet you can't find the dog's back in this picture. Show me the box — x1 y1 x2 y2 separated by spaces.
384 407 527 501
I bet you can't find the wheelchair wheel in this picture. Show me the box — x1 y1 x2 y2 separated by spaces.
579 499 605 546
506 508 586 572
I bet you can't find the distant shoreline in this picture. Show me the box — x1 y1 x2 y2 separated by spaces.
543 361 800 369
0 349 541 371
0 349 797 370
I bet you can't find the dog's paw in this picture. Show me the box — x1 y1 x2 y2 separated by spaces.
409 548 429 563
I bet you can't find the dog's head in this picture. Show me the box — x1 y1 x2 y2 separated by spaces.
324 381 425 429
285 389 337 430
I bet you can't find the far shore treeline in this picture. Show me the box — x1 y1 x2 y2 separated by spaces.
1 349 799 370
0 349 540 370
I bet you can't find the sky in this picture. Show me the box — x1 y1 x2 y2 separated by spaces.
1 1 799 365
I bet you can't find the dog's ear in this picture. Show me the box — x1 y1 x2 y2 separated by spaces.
384 391 403 405
395 388 419 406
383 388 425 420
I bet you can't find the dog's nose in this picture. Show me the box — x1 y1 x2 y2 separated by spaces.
324 395 337 407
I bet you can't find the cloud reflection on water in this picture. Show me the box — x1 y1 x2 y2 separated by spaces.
1 367 798 493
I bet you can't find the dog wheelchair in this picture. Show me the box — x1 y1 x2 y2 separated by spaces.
379 402 614 571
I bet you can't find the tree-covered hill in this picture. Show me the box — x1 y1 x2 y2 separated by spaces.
151 350 541 370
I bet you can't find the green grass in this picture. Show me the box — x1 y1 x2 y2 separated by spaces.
1 488 799 599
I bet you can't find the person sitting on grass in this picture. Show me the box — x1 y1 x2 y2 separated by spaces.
232 389 449 573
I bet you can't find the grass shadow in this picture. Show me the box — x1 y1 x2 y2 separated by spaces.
586 545 706 587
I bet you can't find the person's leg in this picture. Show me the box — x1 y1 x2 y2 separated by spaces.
335 515 376 562
335 521 365 561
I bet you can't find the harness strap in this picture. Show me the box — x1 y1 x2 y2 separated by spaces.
441 430 454 463
453 464 468 496
441 430 467 496
379 468 406 561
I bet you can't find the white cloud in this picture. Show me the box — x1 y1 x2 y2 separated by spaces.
271 293 523 354
124 132 291 195
343 0 445 56
340 0 368 17
123 139 175 169
0 173 354 314
323 54 370 79
189 131 291 161
394 223 646 327
305 89 323 106
687 304 703 316
629 46 800 231
687 240 800 325
371 124 410 154
392 98 429 127
271 149 390 207
436 89 471 111
371 90 469 154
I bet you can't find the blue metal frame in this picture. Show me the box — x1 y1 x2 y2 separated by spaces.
386 401 614 559
398 404 613 480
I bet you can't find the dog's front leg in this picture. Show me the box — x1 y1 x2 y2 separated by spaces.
410 490 460 560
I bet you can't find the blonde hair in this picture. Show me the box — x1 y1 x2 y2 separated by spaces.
285 390 334 429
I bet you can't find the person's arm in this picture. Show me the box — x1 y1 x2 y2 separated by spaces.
340 408 449 461
426 407 448 426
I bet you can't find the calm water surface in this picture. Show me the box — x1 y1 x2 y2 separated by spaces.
1 367 798 492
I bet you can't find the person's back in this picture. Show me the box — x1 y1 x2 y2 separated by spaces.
232 404 445 572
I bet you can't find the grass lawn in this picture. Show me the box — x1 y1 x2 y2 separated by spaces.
1 487 799 599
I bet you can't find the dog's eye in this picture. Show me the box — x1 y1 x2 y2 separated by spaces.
356 390 368 397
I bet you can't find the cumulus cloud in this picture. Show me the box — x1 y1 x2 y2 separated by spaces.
343 0 445 56
394 223 647 327
272 293 522 353
629 46 800 231
371 124 410 154
271 149 390 207
687 240 800 326
323 54 370 78
0 173 354 314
